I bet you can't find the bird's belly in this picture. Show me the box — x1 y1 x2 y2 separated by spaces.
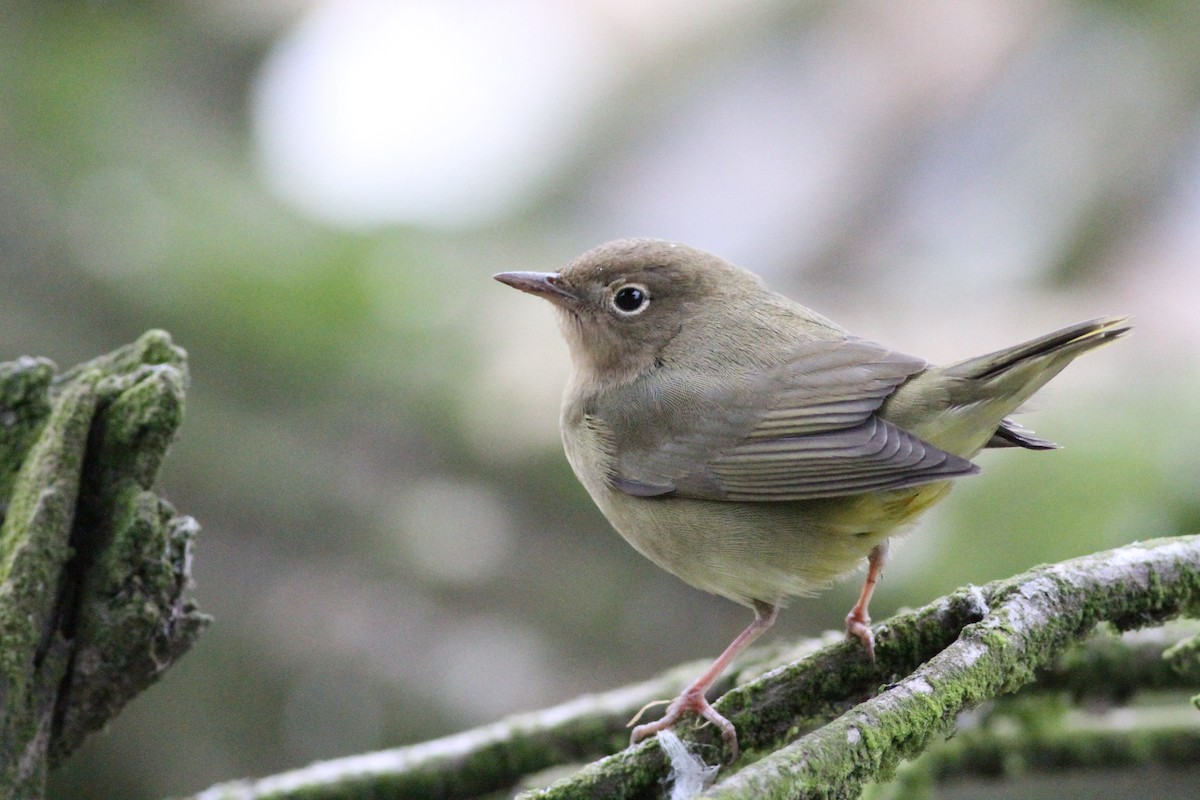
593 483 951 607
561 403 953 606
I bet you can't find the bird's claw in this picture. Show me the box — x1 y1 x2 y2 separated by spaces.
629 690 740 762
845 611 876 662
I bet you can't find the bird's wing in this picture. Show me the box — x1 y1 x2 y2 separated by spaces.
602 337 979 501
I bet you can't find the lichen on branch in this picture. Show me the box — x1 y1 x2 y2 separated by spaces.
0 331 208 798
180 537 1200 800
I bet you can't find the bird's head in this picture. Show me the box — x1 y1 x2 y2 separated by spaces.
495 239 760 382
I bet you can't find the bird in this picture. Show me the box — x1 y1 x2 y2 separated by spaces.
494 238 1129 761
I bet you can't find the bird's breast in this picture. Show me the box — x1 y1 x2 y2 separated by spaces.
558 380 952 607
560 383 619 502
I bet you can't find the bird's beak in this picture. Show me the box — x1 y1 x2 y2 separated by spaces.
493 271 578 306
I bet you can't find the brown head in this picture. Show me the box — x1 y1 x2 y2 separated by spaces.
494 238 764 382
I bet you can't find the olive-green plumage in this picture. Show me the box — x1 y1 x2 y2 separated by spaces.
498 238 1128 607
495 237 1129 756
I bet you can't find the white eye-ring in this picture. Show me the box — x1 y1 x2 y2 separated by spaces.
611 283 650 315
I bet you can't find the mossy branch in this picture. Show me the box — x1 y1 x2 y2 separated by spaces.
0 332 208 799
184 536 1200 800
694 536 1200 800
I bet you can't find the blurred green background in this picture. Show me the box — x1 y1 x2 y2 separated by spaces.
2 1 1198 798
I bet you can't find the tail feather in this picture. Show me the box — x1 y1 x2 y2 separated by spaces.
887 315 1131 458
945 316 1132 380
986 418 1058 450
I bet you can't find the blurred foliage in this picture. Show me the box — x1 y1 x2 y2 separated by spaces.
0 1 1197 798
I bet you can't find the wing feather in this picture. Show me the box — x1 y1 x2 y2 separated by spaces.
598 337 979 501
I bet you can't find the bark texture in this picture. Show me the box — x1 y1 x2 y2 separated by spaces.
0 332 208 799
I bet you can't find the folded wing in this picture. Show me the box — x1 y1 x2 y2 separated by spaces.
602 337 979 501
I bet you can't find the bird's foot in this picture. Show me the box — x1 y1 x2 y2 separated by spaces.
845 609 876 662
629 688 740 762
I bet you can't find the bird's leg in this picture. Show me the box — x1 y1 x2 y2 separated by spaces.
630 600 778 762
845 541 889 661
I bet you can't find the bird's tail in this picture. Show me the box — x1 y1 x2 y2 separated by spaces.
891 316 1131 456
942 315 1132 381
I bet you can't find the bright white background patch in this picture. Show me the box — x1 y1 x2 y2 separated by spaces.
252 0 615 226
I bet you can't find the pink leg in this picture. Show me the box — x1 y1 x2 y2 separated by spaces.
630 600 778 762
845 541 889 661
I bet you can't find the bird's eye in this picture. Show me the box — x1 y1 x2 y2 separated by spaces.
611 284 649 315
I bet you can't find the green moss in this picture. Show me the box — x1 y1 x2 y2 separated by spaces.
0 379 98 796
893 720 1200 793
690 539 1200 798
0 331 208 791
54 329 185 391
0 357 55 514
176 539 1200 800
50 333 206 762
52 488 206 761
1163 631 1200 679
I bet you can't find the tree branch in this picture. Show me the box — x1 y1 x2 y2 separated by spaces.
694 536 1200 799
182 536 1200 800
881 712 1200 798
